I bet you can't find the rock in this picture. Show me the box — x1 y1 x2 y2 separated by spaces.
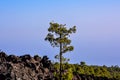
41 56 52 69
34 55 41 61
0 51 8 62
0 52 53 80
20 54 31 62
7 55 19 63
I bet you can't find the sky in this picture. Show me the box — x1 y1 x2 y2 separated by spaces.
0 0 120 66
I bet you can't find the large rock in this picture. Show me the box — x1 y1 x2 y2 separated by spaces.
0 52 53 80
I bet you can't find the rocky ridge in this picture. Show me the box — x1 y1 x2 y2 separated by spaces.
0 51 53 80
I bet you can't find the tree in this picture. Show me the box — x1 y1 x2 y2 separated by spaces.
55 54 70 63
45 22 76 80
80 61 86 66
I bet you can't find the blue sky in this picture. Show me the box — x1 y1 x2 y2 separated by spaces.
0 0 120 66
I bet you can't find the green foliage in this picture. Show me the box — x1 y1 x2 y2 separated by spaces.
53 62 120 79
45 22 76 79
45 22 76 52
107 65 120 79
55 55 70 63
80 61 86 66
54 62 60 70
63 68 73 80
76 66 85 74
45 22 120 79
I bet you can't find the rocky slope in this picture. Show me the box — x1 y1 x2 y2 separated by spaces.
0 51 53 80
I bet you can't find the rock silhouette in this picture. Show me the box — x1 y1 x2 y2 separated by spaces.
0 52 53 80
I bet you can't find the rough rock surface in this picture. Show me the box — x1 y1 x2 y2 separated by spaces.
0 51 53 80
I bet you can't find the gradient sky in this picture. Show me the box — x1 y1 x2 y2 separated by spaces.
0 0 120 66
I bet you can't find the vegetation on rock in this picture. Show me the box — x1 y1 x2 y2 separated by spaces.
0 51 120 80
53 62 120 80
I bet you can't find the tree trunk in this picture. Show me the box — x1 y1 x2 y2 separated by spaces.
60 34 62 80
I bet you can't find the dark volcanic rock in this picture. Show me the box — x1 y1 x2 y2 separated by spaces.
0 52 53 80
0 51 8 62
34 55 41 61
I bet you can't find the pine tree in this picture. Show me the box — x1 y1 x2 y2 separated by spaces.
45 22 76 80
